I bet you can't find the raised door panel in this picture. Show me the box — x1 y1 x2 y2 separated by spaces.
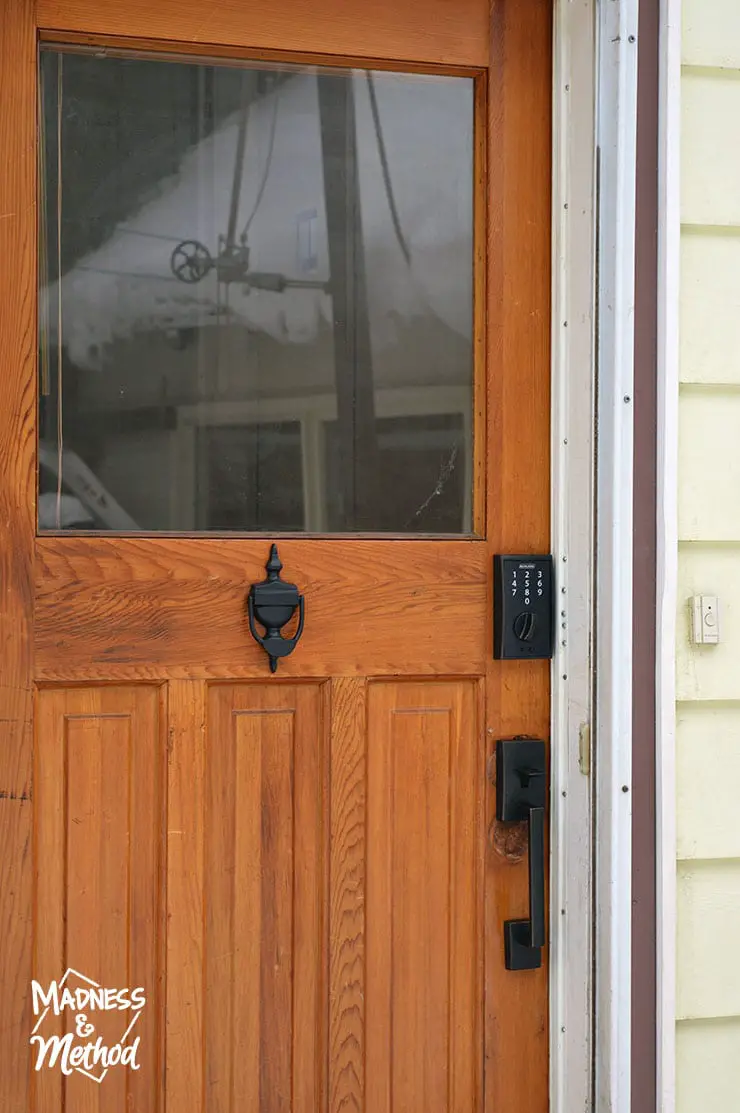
32 686 164 1113
203 683 326 1113
365 680 482 1113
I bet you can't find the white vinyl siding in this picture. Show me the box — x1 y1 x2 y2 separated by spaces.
676 1019 740 1109
676 706 740 860
680 233 740 385
683 0 740 69
677 7 740 1112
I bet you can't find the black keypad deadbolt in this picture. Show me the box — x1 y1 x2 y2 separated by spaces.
493 555 554 660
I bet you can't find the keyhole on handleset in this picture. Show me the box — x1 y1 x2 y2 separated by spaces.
513 612 537 642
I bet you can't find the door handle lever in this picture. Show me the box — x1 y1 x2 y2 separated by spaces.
523 804 546 950
495 739 547 970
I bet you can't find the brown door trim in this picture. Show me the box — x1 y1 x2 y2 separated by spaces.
632 0 660 1108
0 3 37 1111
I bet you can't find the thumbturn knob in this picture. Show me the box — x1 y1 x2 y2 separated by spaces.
513 611 537 642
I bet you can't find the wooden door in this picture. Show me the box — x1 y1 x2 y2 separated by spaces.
0 1 552 1111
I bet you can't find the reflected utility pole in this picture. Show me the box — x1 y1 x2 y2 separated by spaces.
317 72 378 530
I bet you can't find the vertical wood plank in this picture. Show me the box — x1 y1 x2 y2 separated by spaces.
0 3 36 1110
365 683 392 1113
328 677 367 1113
486 3 553 1113
64 708 130 1113
390 705 451 1111
253 708 293 1113
292 684 326 1113
204 684 325 1113
32 695 65 1113
166 680 205 1113
33 687 164 1113
365 681 480 1113
232 704 263 1113
449 680 481 1113
204 684 237 1113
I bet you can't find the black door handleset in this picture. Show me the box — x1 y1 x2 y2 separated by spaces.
495 738 547 971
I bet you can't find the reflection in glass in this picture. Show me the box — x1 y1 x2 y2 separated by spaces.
38 48 474 533
325 415 466 533
198 423 304 531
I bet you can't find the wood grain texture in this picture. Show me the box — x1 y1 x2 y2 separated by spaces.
165 680 205 1113
329 678 367 1113
36 0 489 67
485 2 553 1112
0 4 36 1110
204 684 326 1113
35 538 487 679
365 681 481 1113
33 687 165 1112
38 29 481 78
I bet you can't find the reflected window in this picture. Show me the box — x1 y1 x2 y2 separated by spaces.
198 422 304 531
39 47 475 533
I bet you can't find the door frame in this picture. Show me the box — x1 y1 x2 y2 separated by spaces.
656 0 681 1111
550 2 640 1113
549 2 595 1112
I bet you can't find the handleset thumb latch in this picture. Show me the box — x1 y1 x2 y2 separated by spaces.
495 739 547 971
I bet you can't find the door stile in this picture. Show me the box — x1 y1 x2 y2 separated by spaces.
485 3 553 1113
0 2 37 1109
328 676 367 1113
166 679 206 1112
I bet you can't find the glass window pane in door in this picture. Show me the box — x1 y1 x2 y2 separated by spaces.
38 48 475 533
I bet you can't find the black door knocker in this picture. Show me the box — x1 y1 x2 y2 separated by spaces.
248 545 305 673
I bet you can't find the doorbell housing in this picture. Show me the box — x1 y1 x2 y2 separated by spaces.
493 555 554 660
